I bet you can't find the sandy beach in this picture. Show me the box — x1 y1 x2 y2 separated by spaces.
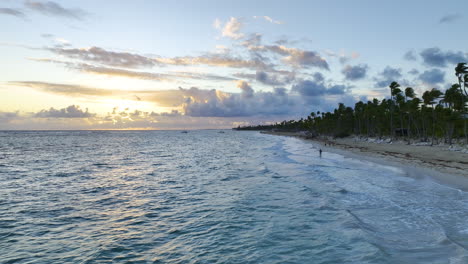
263 131 468 190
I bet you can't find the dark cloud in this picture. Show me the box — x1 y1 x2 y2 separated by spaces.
439 14 462 24
255 71 280 86
182 87 298 117
25 1 88 20
0 8 26 18
374 66 403 88
327 85 347 95
274 87 287 96
341 64 368 80
292 80 345 97
249 45 329 70
404 50 417 61
418 69 445 84
35 105 95 118
0 111 20 123
420 47 467 68
234 70 294 86
312 72 324 82
408 69 419 75
339 57 349 64
381 66 402 79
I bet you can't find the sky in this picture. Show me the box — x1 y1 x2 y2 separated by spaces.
0 0 467 130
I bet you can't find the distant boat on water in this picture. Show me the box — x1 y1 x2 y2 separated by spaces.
218 131 225 133
181 130 188 133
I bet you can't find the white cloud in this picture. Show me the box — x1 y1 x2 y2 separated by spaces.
253 15 284 24
222 17 244 40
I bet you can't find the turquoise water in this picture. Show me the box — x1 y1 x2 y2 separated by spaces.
1 130 467 263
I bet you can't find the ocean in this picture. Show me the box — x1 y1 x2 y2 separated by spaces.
1 130 467 263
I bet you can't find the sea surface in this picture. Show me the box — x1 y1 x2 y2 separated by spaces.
1 130 467 263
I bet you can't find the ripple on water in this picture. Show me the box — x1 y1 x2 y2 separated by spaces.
1 131 468 263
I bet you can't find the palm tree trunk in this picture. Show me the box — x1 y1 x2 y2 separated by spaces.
465 119 467 145
431 106 436 146
400 112 404 138
407 114 411 144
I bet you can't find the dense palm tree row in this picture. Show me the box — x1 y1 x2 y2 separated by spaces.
235 63 468 145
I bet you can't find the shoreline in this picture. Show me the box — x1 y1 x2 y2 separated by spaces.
262 131 468 191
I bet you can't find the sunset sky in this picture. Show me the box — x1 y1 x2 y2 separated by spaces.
1 0 467 129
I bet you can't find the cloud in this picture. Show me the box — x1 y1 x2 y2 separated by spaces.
233 70 294 86
408 69 419 75
0 111 20 123
420 47 467 68
41 33 54 38
312 72 325 82
251 45 329 70
0 8 26 18
8 81 115 97
0 106 303 130
35 105 95 118
154 53 270 70
324 50 359 64
374 66 403 88
236 80 254 98
292 79 345 97
1 83 358 129
255 71 291 86
341 64 368 80
439 13 462 24
221 17 244 40
241 33 263 48
284 49 329 69
48 46 157 68
404 50 417 61
31 58 236 82
253 16 283 24
327 85 347 95
181 86 299 117
418 68 445 85
24 1 88 20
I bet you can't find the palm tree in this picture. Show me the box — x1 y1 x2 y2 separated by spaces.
441 85 463 144
389 81 401 138
422 91 432 141
455 63 468 96
408 97 422 138
404 87 416 141
455 63 468 144
354 101 365 135
423 88 443 145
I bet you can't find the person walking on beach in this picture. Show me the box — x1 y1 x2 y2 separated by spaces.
319 148 322 158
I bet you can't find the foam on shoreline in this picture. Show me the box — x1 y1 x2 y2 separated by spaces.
262 131 468 191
